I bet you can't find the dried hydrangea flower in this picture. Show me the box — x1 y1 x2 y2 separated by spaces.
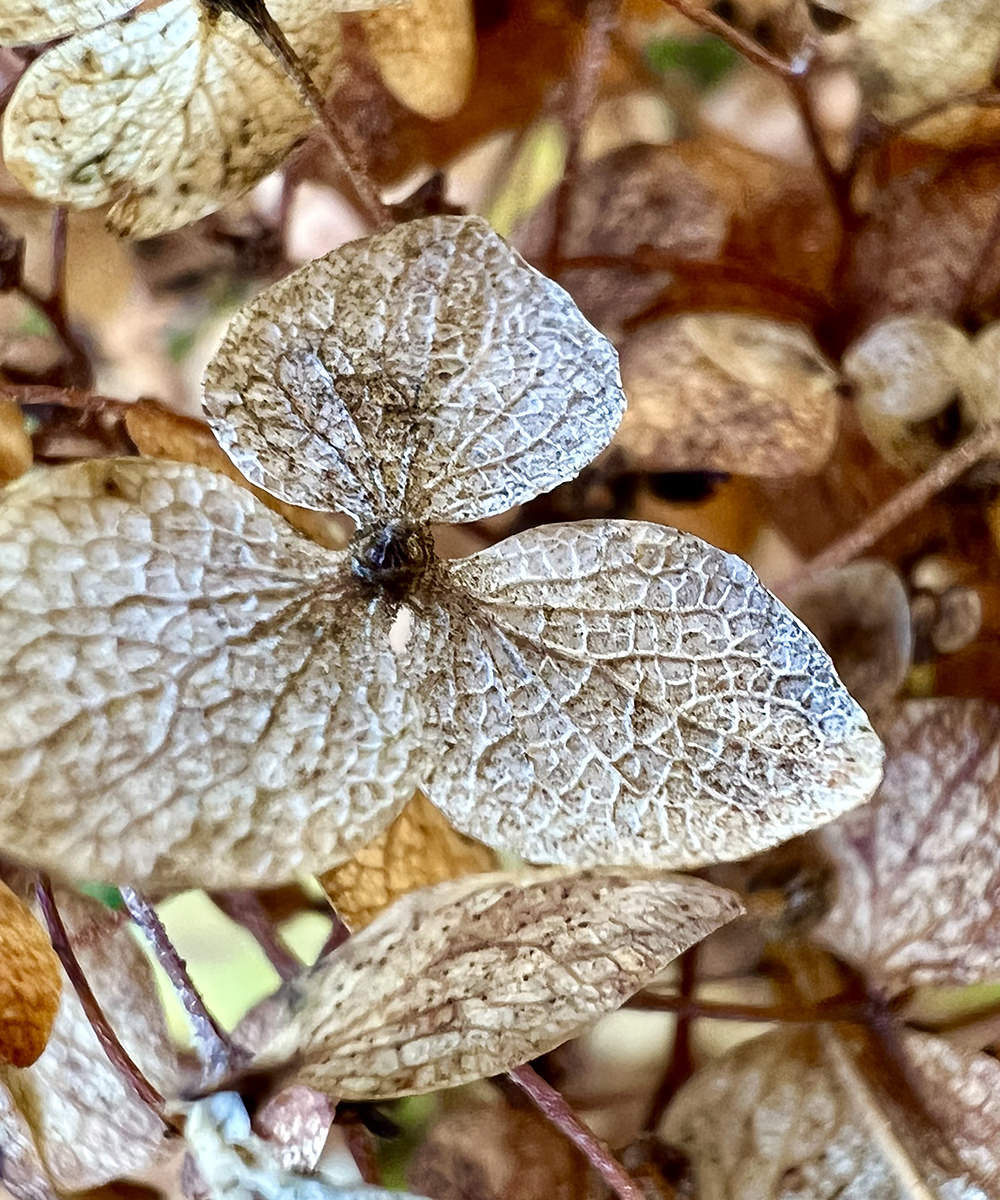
0 216 883 889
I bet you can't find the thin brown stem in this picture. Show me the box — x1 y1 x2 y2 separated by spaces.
320 909 352 957
49 208 68 307
119 887 240 1079
0 383 131 412
785 72 857 232
210 890 301 982
343 1122 381 1186
507 1065 645 1200
660 0 812 77
644 949 697 1132
34 876 177 1128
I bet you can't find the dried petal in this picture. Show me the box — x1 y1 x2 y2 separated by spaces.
0 458 417 888
816 699 1000 990
358 0 475 119
418 521 883 870
617 314 838 477
0 0 134 45
259 868 742 1098
0 398 32 485
0 880 60 1068
204 215 624 525
319 791 496 930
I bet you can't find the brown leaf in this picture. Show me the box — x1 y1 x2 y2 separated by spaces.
616 314 838 477
816 699 1000 990
0 880 60 1068
251 1084 335 1173
319 791 496 930
0 397 32 485
258 869 742 1100
124 400 347 551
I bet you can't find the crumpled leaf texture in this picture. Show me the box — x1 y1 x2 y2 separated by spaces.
0 0 132 44
0 879 60 1068
260 868 742 1099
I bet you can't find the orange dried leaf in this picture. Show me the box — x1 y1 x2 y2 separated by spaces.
0 880 60 1068
320 791 496 930
0 398 32 485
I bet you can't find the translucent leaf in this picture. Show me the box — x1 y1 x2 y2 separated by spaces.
1 0 383 239
663 1026 999 1199
358 0 476 119
0 0 134 46
0 458 417 888
415 521 883 870
816 699 1000 990
0 880 60 1068
203 215 625 525
0 881 178 1198
617 314 838 478
0 398 32 486
258 868 742 1098
319 791 496 930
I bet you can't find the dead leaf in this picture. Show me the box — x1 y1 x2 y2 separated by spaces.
251 1085 336 1173
0 397 32 485
816 699 1000 991
258 868 743 1099
319 791 496 930
616 314 838 477
0 880 60 1068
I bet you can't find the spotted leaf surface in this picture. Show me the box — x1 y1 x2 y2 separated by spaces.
259 868 742 1098
0 880 60 1068
0 0 134 45
0 458 417 888
203 216 625 525
416 521 883 869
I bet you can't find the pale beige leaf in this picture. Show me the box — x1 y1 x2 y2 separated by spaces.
0 879 60 1068
0 398 33 486
662 1027 994 1200
0 0 134 46
617 315 838 477
359 0 475 119
0 457 417 888
203 215 625 525
1 0 375 238
124 400 347 550
259 868 742 1099
0 884 178 1198
413 521 883 870
816 699 1000 990
319 791 496 930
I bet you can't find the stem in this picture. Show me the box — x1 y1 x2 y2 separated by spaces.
643 949 697 1131
119 887 239 1079
0 383 130 412
507 1065 645 1200
627 989 875 1024
660 0 812 77
34 876 175 1128
210 890 301 982
785 72 857 232
343 1122 381 1186
779 422 1000 594
320 909 352 957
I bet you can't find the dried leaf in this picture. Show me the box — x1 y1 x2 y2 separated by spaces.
616 314 838 477
358 0 476 119
0 880 60 1068
816 699 1000 990
259 868 742 1099
0 0 133 45
252 1085 335 1173
0 397 32 485
663 1026 997 1199
203 215 624 526
319 791 496 930
0 883 178 1198
1 0 389 239
124 400 347 550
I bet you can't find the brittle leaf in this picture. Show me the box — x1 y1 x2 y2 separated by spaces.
0 880 60 1068
418 521 883 870
616 314 838 478
816 699 1000 990
259 868 742 1099
319 791 496 930
0 0 134 46
0 458 417 888
203 215 624 525
0 397 33 487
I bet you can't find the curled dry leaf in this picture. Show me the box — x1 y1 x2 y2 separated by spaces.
357 0 476 120
616 314 838 478
0 879 60 1068
788 560 913 715
0 0 393 239
0 397 32 485
816 699 1000 991
662 1025 999 1199
258 868 743 1099
319 791 496 930
0 884 178 1199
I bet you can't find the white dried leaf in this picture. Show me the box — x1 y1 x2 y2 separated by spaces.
0 0 133 45
259 868 742 1098
816 699 1000 990
1 0 387 239
203 216 624 526
0 884 178 1199
663 1026 997 1200
0 457 417 888
423 521 884 869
